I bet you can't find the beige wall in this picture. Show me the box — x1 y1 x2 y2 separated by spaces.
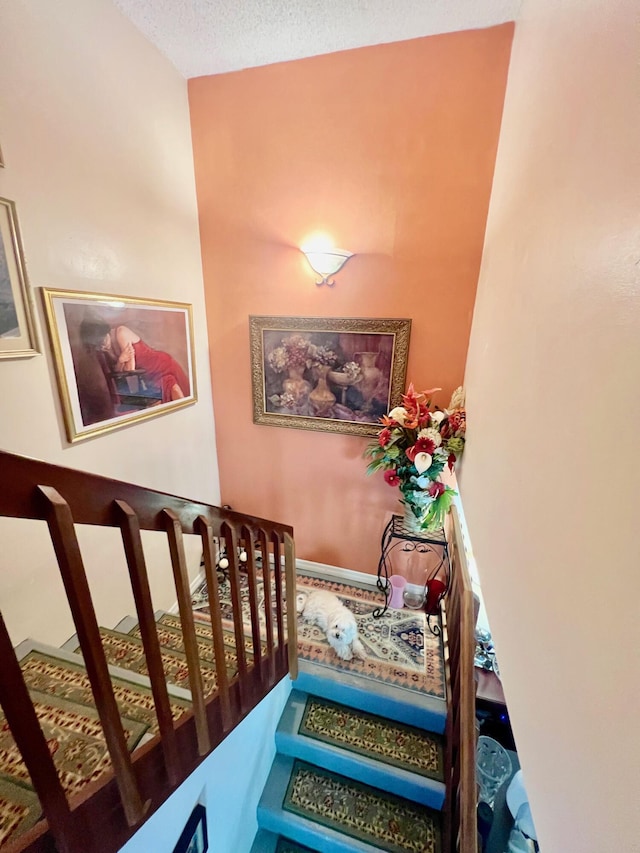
461 0 640 850
0 0 219 645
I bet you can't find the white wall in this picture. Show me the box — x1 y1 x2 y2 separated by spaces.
0 0 219 645
460 1 640 851
119 676 292 853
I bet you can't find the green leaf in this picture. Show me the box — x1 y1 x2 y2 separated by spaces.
422 488 458 530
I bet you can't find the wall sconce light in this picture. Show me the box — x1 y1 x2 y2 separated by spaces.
302 248 354 287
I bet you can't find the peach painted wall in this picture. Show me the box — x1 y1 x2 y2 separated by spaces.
460 0 640 849
190 26 513 573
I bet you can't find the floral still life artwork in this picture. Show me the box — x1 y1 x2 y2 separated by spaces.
250 316 411 437
364 384 467 531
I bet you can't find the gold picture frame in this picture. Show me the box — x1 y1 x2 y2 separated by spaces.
0 197 39 358
42 288 197 443
250 315 411 437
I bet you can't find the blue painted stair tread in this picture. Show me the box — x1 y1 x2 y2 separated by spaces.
283 759 442 853
298 694 444 781
250 829 317 853
276 691 445 811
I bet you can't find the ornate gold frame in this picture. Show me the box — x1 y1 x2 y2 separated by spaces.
250 316 411 437
0 197 39 358
42 288 197 443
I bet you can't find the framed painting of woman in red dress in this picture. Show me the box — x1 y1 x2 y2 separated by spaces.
42 288 197 443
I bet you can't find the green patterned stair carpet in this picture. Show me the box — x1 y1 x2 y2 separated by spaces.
19 649 191 734
284 760 442 853
127 619 258 667
299 695 444 782
0 687 148 847
72 628 225 693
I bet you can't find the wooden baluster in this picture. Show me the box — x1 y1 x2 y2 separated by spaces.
195 516 232 732
283 532 298 681
221 522 248 709
242 526 263 683
0 612 79 853
39 486 147 828
162 509 210 756
271 533 285 648
258 529 274 683
115 500 181 785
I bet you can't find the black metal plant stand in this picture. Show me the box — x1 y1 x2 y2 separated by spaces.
374 514 450 635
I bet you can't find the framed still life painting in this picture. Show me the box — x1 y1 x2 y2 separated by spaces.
42 288 197 443
250 316 411 437
0 197 39 358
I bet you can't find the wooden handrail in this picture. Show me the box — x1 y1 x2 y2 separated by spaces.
0 449 293 853
443 505 478 853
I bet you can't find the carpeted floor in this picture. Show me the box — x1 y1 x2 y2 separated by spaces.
299 695 444 781
283 759 442 853
192 570 445 700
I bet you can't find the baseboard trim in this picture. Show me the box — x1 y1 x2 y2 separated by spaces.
294 559 379 588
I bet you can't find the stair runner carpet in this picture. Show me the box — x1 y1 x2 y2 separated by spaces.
192 571 445 700
20 649 191 734
298 695 444 782
72 628 223 693
283 760 442 853
0 687 148 847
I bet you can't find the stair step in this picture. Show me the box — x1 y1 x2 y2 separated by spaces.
294 667 446 734
258 755 442 853
14 638 191 704
250 829 317 853
276 691 445 810
64 627 229 693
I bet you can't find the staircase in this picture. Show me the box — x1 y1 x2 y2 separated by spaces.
0 451 476 853
251 633 447 852
250 504 477 853
0 449 295 853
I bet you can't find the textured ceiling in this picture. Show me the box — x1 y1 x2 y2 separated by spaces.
113 0 521 78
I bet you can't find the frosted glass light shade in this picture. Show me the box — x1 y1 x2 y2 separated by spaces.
302 249 353 286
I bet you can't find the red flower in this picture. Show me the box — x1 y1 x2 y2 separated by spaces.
406 437 435 462
384 469 401 487
378 428 391 448
427 480 446 498
447 453 456 472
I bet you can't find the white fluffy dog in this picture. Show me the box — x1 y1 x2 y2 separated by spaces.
296 590 366 661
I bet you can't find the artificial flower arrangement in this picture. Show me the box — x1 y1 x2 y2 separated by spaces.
364 384 466 531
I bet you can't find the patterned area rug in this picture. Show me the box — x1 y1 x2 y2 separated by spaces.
284 760 442 853
299 696 444 781
296 575 445 700
192 571 445 700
